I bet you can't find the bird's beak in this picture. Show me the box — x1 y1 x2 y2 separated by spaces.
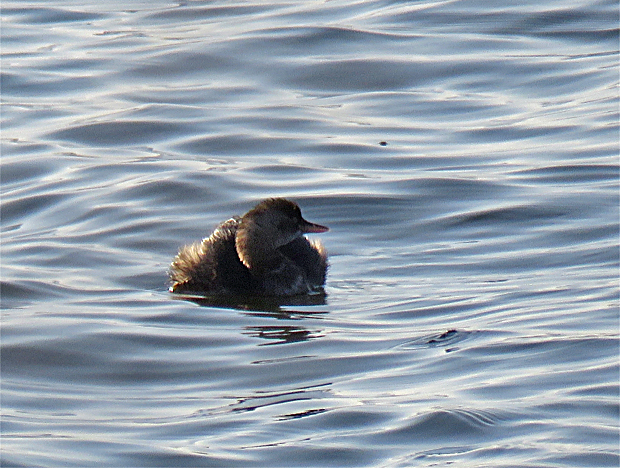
300 218 329 234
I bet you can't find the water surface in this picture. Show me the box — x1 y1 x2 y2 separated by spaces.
2 1 618 467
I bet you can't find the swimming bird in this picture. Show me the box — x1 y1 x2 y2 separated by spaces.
169 198 328 296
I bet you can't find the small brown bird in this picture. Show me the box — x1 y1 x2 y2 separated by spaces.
169 198 328 296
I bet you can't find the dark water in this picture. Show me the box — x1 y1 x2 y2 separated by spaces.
2 1 618 466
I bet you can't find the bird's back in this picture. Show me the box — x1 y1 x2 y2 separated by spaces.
169 218 259 294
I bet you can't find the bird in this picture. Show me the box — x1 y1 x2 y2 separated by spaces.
169 198 328 297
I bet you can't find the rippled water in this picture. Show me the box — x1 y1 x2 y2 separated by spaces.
2 1 618 467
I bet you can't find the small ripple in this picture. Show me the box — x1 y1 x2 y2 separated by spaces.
146 4 273 22
1 281 63 309
448 204 567 227
1 193 68 225
277 408 328 421
513 164 619 183
0 158 60 187
243 325 324 346
394 329 476 352
375 408 507 442
1 72 99 97
224 385 333 416
2 7 104 24
178 133 301 156
47 121 186 146
128 51 242 79
285 59 439 92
